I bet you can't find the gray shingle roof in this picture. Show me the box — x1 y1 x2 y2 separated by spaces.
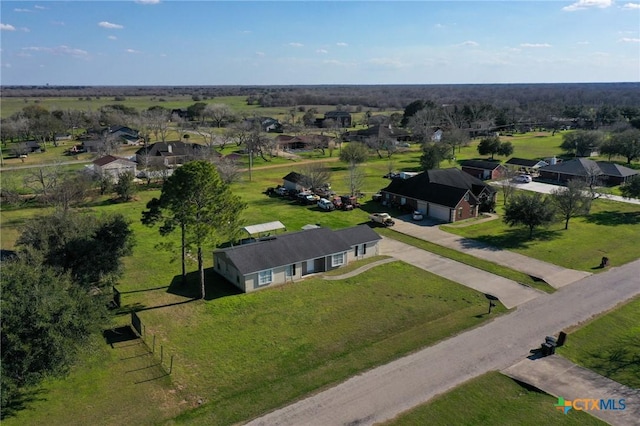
282 171 308 184
505 157 548 168
381 168 494 208
596 162 638 178
539 158 600 176
216 225 380 275
460 160 503 170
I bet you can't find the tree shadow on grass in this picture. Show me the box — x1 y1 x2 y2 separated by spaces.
459 228 562 251
585 335 640 387
1 388 48 420
585 210 640 226
167 268 241 301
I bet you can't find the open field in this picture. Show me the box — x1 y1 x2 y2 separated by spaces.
557 296 640 389
383 371 606 426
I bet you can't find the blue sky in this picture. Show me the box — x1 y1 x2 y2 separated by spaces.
1 1 639 85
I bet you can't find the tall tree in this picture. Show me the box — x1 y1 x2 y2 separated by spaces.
550 179 591 230
503 192 555 239
620 175 640 199
420 143 448 170
477 136 501 159
339 142 368 197
205 103 233 128
147 161 246 299
609 128 640 164
114 171 137 202
560 130 604 157
299 162 332 190
1 258 103 414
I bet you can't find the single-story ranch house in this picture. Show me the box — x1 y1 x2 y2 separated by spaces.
92 155 137 182
460 160 507 180
504 157 549 174
214 225 382 293
380 168 496 223
538 158 638 185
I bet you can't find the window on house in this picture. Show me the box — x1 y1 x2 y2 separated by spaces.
258 269 273 286
362 244 367 255
331 252 345 267
355 245 359 257
286 264 296 277
458 207 463 218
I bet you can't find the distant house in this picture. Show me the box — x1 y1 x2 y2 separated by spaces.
135 141 205 167
318 111 352 128
14 141 42 155
170 108 189 120
109 126 142 145
81 139 105 153
538 158 638 186
213 225 382 293
344 125 411 143
92 155 137 182
282 171 310 191
245 117 283 133
380 168 496 223
275 134 332 151
460 160 507 180
504 157 549 174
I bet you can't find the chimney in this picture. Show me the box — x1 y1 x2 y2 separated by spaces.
167 144 173 153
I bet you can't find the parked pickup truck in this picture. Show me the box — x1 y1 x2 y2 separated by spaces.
369 213 395 227
317 198 335 211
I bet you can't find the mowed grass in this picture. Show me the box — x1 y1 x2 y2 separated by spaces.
441 198 640 271
151 262 506 425
384 371 606 426
557 296 640 389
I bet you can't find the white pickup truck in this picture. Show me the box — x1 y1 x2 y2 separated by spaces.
369 213 395 227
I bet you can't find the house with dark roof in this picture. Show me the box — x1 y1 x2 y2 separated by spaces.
538 158 638 186
282 171 310 191
318 111 352 128
380 168 496 223
344 125 411 143
92 155 137 182
213 225 382 293
460 160 507 180
504 157 549 174
275 134 332 151
135 141 205 167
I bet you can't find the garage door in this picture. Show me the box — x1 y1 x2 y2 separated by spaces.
429 204 451 222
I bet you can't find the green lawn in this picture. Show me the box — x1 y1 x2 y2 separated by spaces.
441 198 640 271
384 371 605 426
1 259 507 426
556 296 640 389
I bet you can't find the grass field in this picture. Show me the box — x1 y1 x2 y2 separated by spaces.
384 371 606 426
556 296 640 389
441 198 640 271
1 259 507 425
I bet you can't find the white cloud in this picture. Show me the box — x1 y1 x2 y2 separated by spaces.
520 43 552 48
108 35 117 40
98 21 124 29
622 2 640 9
126 48 141 54
256 51 265 56
336 42 348 47
459 40 479 47
14 8 32 13
34 5 46 10
1 23 16 31
135 0 160 4
4 63 11 68
562 0 612 12
577 41 590 45
434 23 445 29
289 42 303 47
23 45 89 56
619 37 640 42
316 49 328 54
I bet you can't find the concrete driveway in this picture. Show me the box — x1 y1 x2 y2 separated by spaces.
380 237 541 309
391 218 591 289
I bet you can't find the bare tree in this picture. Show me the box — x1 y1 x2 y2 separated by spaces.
407 107 441 143
299 162 332 190
440 128 470 158
145 108 171 143
23 162 63 198
205 103 233 128
551 179 591 230
346 164 366 197
45 174 93 213
499 168 519 206
213 156 241 184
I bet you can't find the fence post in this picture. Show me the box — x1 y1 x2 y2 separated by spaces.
160 345 164 365
169 355 174 374
152 335 156 353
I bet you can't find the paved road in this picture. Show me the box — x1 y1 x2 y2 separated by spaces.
504 356 640 426
392 218 591 288
245 259 640 426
